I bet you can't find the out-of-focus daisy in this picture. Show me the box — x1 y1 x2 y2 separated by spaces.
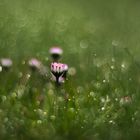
120 96 132 106
28 58 48 77
0 58 13 69
49 47 63 61
121 61 129 72
28 58 41 70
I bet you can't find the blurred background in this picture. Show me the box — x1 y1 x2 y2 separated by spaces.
0 0 140 139
0 0 140 80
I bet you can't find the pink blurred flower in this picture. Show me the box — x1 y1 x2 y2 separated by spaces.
49 47 63 61
50 47 63 55
28 58 41 69
1 58 13 68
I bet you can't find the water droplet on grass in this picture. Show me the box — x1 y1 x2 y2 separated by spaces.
101 107 105 111
68 67 76 76
26 74 31 79
37 120 42 124
121 63 125 68
69 108 75 113
111 65 115 70
101 97 105 103
50 115 56 121
43 112 47 115
111 58 115 62
89 91 95 97
129 78 132 81
80 40 88 49
109 120 115 124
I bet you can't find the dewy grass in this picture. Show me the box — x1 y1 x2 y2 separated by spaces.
0 0 140 140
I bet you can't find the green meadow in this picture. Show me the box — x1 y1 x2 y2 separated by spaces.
0 0 140 139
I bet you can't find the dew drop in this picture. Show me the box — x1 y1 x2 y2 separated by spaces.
80 40 88 49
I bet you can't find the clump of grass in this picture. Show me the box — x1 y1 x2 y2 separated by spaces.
0 0 140 140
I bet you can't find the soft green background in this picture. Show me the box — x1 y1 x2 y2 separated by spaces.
0 0 140 140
